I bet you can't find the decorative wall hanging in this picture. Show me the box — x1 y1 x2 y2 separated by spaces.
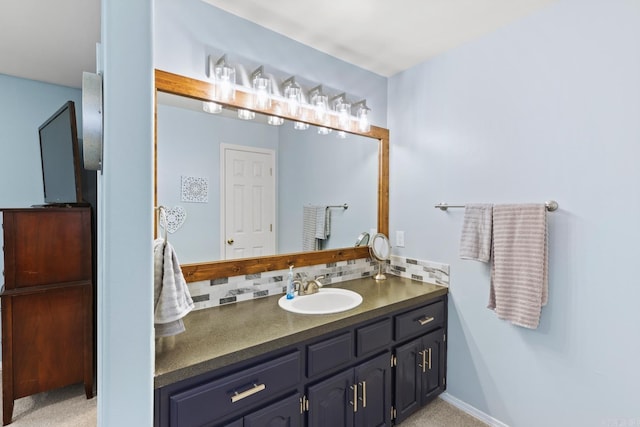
159 205 187 234
181 175 209 203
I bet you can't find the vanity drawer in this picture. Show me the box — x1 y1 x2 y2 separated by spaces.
169 351 300 427
356 318 392 357
307 332 352 378
395 300 444 341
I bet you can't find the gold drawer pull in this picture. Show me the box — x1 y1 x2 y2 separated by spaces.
231 383 266 403
361 381 367 408
418 316 435 326
350 385 358 412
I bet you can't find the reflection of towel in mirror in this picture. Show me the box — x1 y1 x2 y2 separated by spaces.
153 238 194 337
303 205 331 251
459 204 493 262
315 207 331 240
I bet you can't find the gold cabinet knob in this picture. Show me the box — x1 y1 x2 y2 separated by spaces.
227 238 234 245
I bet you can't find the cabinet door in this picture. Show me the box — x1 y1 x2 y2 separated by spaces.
354 353 391 427
243 394 302 427
307 369 354 427
421 329 445 402
393 338 421 424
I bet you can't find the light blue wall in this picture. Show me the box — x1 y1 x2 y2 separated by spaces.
278 127 378 252
0 74 82 207
388 0 640 425
99 0 154 425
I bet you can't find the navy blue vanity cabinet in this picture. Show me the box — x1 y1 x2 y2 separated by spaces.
154 293 448 427
229 393 302 427
306 352 392 427
392 299 447 424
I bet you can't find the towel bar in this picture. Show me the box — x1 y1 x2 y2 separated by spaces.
326 204 348 210
434 200 558 212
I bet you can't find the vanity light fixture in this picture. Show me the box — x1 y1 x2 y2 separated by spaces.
238 109 255 120
336 130 347 139
282 77 302 117
210 55 236 102
353 100 371 133
317 127 332 135
251 66 272 110
202 101 222 114
309 85 329 124
294 121 309 130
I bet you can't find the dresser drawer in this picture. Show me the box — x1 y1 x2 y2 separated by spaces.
169 351 300 427
395 300 444 341
307 332 352 378
356 318 392 357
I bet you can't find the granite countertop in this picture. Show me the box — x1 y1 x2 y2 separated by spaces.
154 276 448 388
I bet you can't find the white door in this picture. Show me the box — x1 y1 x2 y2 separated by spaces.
221 144 276 260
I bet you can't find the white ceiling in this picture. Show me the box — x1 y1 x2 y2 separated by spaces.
0 0 555 88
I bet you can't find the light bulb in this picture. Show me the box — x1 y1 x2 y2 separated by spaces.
238 109 255 120
202 101 222 114
268 116 284 126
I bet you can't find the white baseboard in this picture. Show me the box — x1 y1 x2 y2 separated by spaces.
440 392 510 427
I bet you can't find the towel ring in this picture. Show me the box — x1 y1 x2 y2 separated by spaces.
156 206 168 243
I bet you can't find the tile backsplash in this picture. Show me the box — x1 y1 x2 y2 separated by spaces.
187 255 449 311
389 255 450 287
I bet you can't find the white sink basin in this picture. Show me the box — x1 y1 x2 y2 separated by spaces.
278 288 363 315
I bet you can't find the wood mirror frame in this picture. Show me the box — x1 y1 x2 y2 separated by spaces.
154 69 389 282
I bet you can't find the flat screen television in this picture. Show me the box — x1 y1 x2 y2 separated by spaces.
38 101 83 205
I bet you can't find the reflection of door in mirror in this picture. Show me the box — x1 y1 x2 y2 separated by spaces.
221 144 275 259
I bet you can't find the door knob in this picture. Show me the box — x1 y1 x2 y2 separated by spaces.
227 238 234 245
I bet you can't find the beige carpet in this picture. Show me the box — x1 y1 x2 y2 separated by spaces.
403 398 489 427
0 372 485 427
0 372 96 427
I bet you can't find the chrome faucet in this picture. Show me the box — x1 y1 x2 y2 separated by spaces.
293 275 325 296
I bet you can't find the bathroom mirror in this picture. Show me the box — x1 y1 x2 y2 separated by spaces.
156 92 378 262
154 69 389 281
369 233 391 280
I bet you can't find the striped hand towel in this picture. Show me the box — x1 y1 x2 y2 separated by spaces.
459 204 493 262
154 238 195 337
488 204 548 329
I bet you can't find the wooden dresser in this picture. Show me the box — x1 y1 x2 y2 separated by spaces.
0 207 94 425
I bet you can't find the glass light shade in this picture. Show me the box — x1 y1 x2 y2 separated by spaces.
268 116 284 126
313 94 329 123
202 101 222 114
238 109 255 120
317 127 332 135
336 102 351 128
284 83 302 117
214 64 236 101
253 77 272 110
294 121 309 130
336 131 347 139
357 106 371 132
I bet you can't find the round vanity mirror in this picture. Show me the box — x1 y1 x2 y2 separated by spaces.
369 233 391 280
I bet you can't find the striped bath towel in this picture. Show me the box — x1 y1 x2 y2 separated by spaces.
459 204 493 262
154 238 194 337
488 204 548 329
